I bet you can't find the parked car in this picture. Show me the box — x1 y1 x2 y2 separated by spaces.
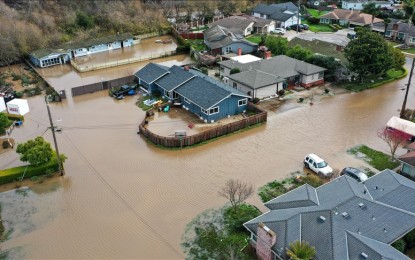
272 28 286 35
304 153 333 176
111 85 137 98
289 24 308 31
340 167 368 182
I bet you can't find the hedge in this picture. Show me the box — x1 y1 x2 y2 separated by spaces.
6 113 24 121
0 155 59 185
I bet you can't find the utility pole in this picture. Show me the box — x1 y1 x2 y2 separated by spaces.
400 58 415 119
45 98 64 176
297 0 301 33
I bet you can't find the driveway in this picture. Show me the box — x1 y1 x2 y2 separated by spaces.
290 29 352 46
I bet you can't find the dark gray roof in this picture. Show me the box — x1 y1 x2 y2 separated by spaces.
134 63 168 84
228 70 285 89
30 49 69 59
154 65 194 92
209 17 254 35
252 2 297 21
347 232 410 260
175 77 231 110
219 55 326 80
244 170 415 260
387 21 415 37
264 184 319 210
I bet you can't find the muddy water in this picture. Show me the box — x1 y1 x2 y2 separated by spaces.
0 60 414 258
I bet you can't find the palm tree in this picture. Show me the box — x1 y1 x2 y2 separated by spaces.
362 2 381 29
403 0 415 47
286 240 316 260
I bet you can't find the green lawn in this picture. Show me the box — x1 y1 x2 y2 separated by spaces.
308 8 329 18
401 48 415 54
246 35 262 44
338 68 407 92
188 39 207 52
308 24 334 33
348 145 400 171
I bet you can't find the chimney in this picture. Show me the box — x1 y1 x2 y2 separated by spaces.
184 65 190 71
256 223 277 260
237 48 242 56
265 51 272 59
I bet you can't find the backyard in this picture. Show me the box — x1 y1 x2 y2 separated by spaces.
246 35 263 44
307 8 329 18
307 24 334 33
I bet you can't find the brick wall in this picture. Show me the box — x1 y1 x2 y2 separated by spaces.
256 223 277 260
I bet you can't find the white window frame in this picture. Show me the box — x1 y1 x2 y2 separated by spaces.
201 108 208 114
209 106 219 115
318 72 324 79
184 97 190 103
238 98 247 107
225 46 232 53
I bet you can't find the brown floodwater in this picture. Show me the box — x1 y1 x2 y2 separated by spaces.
0 59 415 258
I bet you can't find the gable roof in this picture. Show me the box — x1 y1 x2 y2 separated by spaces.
252 2 298 21
204 25 257 49
227 69 285 90
30 48 69 59
320 9 383 25
59 33 133 50
209 16 254 35
399 151 415 167
134 63 169 84
154 65 194 92
219 55 326 79
244 170 415 260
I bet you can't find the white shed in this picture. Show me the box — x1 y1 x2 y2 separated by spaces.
0 97 6 112
7 98 30 116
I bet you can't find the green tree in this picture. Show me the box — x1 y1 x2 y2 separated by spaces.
224 204 261 234
75 11 94 30
286 45 312 61
265 36 289 56
389 45 406 70
0 113 11 134
383 17 391 35
344 27 393 81
307 55 341 81
286 240 316 260
362 2 381 28
16 136 53 165
230 68 241 75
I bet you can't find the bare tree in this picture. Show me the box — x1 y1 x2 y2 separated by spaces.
377 126 411 160
218 179 254 212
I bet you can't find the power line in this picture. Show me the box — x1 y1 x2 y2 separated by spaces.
61 132 184 258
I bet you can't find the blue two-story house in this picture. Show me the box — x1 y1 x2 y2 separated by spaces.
134 63 250 123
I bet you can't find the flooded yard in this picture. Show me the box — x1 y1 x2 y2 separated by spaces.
0 59 414 258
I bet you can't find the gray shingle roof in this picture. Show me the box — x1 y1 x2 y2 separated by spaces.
30 49 69 59
219 55 326 81
252 2 298 22
204 25 257 50
347 232 410 260
175 77 231 110
154 65 194 92
134 63 168 84
227 70 284 90
264 184 319 210
209 17 254 35
244 170 415 260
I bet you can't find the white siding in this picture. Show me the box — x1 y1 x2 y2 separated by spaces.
282 16 300 28
301 73 322 84
255 83 281 99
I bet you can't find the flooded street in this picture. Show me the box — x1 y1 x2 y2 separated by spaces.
0 59 414 258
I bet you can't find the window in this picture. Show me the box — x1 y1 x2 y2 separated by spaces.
318 72 324 79
238 99 247 106
225 46 232 53
233 82 237 89
402 164 411 175
201 108 208 114
209 107 219 115
184 97 190 103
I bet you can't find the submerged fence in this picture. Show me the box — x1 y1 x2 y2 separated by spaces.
139 103 267 148
71 50 177 72
71 75 135 96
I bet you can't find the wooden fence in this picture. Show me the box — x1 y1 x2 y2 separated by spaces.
71 75 135 96
139 103 267 148
71 50 177 72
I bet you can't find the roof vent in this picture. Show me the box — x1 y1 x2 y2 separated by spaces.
318 216 326 222
384 228 387 233
358 203 366 209
357 228 361 234
374 185 378 190
342 212 350 219
360 252 368 258
372 215 376 220
363 190 367 194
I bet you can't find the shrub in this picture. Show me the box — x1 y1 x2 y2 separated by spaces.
11 73 20 81
404 229 415 249
307 17 320 24
176 44 190 53
324 88 330 94
392 239 406 253
278 89 285 96
15 91 23 98
224 204 261 234
7 114 24 121
252 97 260 104
298 97 304 103
200 67 208 75
230 68 241 75
300 174 324 188
214 72 220 77
152 90 161 98
21 75 30 86
258 180 288 202
2 141 10 149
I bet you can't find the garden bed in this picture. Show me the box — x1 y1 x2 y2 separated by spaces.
348 145 400 171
